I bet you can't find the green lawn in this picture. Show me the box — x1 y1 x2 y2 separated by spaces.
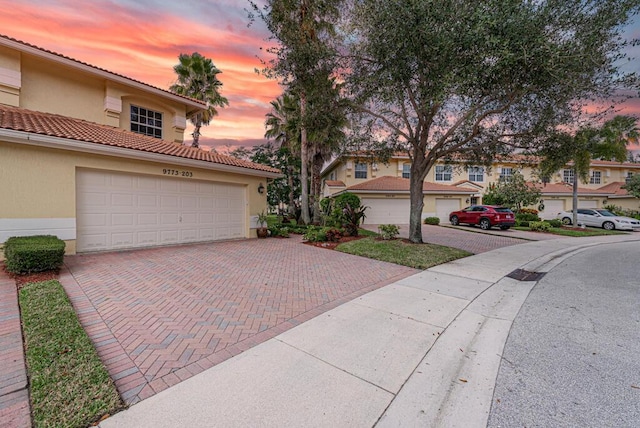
19 280 122 428
336 237 471 269
514 226 626 237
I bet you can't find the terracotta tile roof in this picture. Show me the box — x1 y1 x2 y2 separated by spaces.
598 181 629 196
0 105 280 174
0 34 205 108
325 180 346 187
346 176 476 193
530 182 611 195
453 179 484 189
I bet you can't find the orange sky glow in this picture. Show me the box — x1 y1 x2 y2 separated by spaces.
1 0 639 151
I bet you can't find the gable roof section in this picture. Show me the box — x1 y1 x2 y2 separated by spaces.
0 104 280 176
324 180 346 187
0 34 205 111
345 176 477 194
598 181 629 197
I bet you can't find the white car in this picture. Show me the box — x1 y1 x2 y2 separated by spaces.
557 209 640 231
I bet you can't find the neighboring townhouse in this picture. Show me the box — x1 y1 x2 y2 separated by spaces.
321 153 640 223
0 34 280 255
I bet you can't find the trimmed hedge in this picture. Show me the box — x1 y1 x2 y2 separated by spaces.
4 235 65 274
423 217 440 225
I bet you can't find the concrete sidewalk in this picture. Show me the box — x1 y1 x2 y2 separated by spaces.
100 234 640 428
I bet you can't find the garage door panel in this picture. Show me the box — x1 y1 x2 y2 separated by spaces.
541 200 564 220
361 198 411 224
111 213 134 226
77 170 246 252
436 199 462 224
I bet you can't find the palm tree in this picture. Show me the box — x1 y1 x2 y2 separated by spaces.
539 115 638 226
265 92 301 217
170 52 229 148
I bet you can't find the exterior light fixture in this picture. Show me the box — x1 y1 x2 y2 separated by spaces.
258 183 265 194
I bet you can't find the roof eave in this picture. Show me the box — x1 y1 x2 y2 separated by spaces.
0 128 282 179
0 37 205 110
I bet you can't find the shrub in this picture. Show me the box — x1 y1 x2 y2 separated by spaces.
4 235 65 274
341 203 368 236
324 228 344 242
268 225 290 238
516 212 540 222
529 221 550 232
423 217 440 225
303 227 327 242
517 220 530 228
378 224 400 240
545 219 562 228
518 208 539 215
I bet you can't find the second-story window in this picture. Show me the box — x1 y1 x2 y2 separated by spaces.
589 171 601 184
354 163 367 179
402 164 411 179
563 169 574 184
626 172 635 183
468 166 484 182
131 105 163 139
499 167 513 182
435 165 452 181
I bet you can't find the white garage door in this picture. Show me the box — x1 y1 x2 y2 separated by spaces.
578 200 598 209
76 169 246 252
541 199 564 220
436 198 462 224
361 198 410 224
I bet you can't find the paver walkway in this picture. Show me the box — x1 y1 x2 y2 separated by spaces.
0 270 31 428
61 237 419 405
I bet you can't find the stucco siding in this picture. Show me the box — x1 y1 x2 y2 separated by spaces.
0 141 268 252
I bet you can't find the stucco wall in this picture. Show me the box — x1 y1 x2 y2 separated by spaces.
0 141 269 253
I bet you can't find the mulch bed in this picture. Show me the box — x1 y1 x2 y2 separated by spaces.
2 264 59 289
303 235 367 250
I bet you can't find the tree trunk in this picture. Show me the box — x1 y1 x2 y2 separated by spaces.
287 165 295 218
572 167 579 226
311 155 323 224
299 92 311 225
408 170 425 243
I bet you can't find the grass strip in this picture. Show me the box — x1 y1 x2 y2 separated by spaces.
337 237 471 269
514 226 626 237
19 280 122 428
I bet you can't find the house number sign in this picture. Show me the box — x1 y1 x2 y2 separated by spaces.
163 168 193 177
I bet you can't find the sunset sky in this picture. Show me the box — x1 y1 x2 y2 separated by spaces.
1 0 639 151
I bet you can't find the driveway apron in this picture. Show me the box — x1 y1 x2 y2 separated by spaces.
60 237 418 404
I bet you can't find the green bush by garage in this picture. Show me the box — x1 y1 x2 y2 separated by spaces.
3 235 65 274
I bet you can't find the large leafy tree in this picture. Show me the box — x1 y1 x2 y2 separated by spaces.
249 0 342 224
344 0 640 243
539 115 638 225
482 171 541 212
623 174 640 199
170 52 229 148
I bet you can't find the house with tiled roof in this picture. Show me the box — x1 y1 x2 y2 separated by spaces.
321 152 640 223
0 34 280 254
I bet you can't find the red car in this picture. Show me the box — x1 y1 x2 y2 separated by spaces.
449 205 515 230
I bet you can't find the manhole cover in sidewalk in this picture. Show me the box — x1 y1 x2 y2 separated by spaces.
507 269 546 282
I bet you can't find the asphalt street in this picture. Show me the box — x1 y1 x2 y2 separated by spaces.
488 241 640 428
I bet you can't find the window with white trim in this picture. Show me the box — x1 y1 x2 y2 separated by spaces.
499 167 513 182
626 172 634 184
563 169 574 184
402 164 411 179
589 171 601 184
435 165 452 182
131 105 163 138
354 163 367 179
468 166 484 182
329 171 337 181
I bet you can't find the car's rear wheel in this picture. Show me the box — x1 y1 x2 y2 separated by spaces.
561 217 572 225
602 221 615 230
479 218 491 230
450 215 459 226
500 225 510 230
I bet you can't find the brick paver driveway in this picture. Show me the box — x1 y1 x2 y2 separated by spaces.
60 237 418 404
